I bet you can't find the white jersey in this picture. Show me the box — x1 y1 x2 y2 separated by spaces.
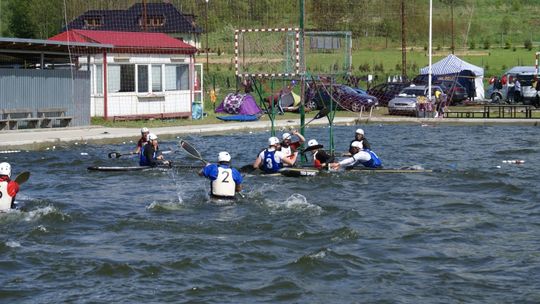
281 146 292 158
0 181 14 211
211 167 236 197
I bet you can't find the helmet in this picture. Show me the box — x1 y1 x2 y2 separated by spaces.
141 127 149 134
0 162 11 178
355 128 364 135
218 151 231 162
147 133 158 141
268 136 280 146
282 133 292 140
351 141 363 149
308 139 319 147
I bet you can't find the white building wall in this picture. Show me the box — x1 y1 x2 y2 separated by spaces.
83 53 200 118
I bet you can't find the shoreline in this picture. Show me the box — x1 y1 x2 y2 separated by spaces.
1 116 539 150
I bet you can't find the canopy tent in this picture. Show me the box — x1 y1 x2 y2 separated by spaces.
420 54 484 100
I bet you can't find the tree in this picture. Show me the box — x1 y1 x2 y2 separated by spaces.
500 16 511 35
7 0 35 38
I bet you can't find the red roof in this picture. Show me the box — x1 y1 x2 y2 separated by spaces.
49 29 197 54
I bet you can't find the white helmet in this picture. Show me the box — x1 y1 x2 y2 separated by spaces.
351 141 363 149
355 128 364 135
282 132 292 140
308 139 319 147
268 136 280 146
141 127 149 134
218 151 231 162
0 162 11 178
147 133 158 141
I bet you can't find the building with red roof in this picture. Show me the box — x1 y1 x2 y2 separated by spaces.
49 29 202 120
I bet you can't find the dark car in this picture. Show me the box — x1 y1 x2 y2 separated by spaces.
366 82 411 106
305 83 378 112
436 80 468 105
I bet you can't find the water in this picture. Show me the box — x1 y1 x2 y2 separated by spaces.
1 124 539 303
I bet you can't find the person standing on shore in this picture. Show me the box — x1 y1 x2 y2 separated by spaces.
514 78 521 103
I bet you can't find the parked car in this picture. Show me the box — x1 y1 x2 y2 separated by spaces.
305 83 378 112
366 82 411 106
436 80 468 105
388 85 443 116
487 66 537 104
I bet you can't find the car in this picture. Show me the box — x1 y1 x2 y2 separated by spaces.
305 83 378 112
366 82 411 106
388 85 443 116
436 80 468 105
487 66 537 104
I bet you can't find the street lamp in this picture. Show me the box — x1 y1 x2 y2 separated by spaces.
205 0 209 75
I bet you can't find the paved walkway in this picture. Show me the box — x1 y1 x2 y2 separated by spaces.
1 116 539 150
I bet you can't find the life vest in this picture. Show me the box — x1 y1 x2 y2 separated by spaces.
211 167 236 198
262 149 282 173
139 146 157 166
360 150 382 168
281 145 292 158
0 180 15 211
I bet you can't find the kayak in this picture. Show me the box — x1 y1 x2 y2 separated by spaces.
87 164 203 172
279 167 433 177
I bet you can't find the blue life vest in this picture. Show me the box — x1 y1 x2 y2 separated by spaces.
139 148 156 166
262 149 282 173
361 150 382 168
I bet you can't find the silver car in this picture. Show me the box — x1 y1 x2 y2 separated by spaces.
388 85 443 116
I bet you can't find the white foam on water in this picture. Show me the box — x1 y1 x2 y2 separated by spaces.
265 193 322 215
309 248 329 259
5 241 21 248
146 200 184 211
24 206 58 222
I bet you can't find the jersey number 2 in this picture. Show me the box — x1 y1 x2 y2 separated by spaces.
221 171 231 183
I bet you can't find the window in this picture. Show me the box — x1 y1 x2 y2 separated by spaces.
138 65 148 93
139 16 165 27
84 17 102 27
95 65 103 94
165 65 189 91
108 64 135 93
152 65 162 92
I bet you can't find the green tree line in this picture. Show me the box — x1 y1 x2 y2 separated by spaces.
0 0 537 50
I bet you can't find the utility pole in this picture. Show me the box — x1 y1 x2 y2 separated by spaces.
451 1 454 54
205 0 209 75
401 0 407 80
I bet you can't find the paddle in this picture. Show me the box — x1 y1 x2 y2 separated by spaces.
108 151 134 158
180 140 208 165
303 107 330 127
108 150 174 158
240 164 257 174
14 171 30 185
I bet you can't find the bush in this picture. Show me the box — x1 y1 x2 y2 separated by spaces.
217 47 222 56
504 41 511 49
502 64 507 71
469 40 476 50
436 44 441 51
524 39 533 51
395 63 401 72
483 39 491 50
424 45 428 51
512 46 517 52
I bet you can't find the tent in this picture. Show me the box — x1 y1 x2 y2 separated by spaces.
420 54 484 100
215 93 262 115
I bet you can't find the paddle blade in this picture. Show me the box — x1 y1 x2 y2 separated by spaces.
180 140 208 165
314 107 330 119
14 171 30 185
240 164 257 174
108 152 122 158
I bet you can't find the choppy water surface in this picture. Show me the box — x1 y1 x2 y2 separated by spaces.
1 124 540 303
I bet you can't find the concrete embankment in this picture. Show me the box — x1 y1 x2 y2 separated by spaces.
1 116 539 150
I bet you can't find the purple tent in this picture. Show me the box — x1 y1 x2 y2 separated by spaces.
215 93 262 115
